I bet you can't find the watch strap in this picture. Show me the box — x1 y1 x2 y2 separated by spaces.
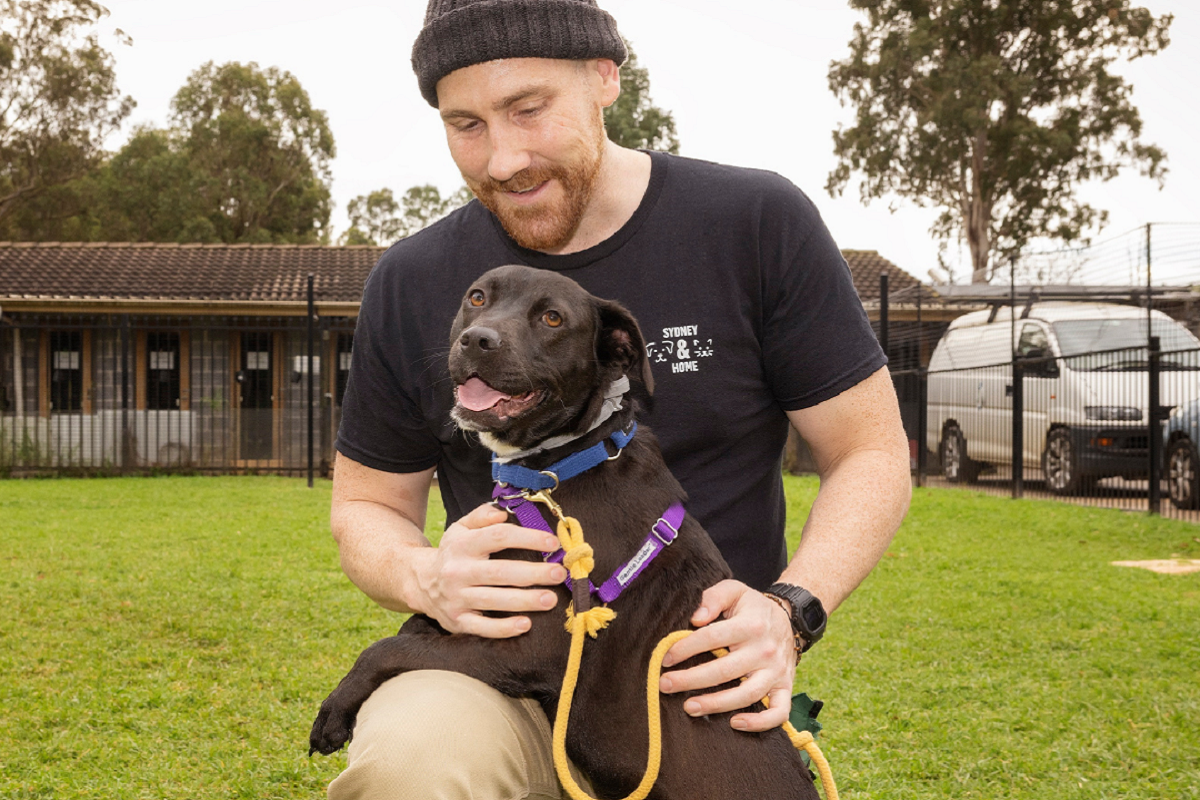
762 591 806 660
764 582 827 653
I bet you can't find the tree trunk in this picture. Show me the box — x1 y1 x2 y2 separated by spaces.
966 129 992 283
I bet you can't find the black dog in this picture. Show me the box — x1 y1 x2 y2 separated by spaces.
310 265 819 799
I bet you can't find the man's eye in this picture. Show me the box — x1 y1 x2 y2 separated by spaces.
542 310 562 328
469 290 486 307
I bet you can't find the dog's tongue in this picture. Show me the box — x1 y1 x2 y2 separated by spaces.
457 377 511 412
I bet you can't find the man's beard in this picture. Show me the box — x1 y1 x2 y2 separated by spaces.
466 121 606 252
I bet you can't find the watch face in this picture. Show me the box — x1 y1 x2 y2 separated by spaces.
801 602 826 631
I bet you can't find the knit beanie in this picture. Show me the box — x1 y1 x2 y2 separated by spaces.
412 0 627 107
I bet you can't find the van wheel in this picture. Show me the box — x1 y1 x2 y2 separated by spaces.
1042 428 1095 496
940 424 978 483
1167 438 1200 510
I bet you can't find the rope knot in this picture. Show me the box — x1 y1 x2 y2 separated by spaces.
563 543 595 579
557 517 595 579
565 602 616 638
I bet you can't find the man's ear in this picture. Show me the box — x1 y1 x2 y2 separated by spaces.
590 58 621 108
596 299 654 395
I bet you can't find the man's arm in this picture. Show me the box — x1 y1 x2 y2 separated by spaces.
331 452 567 637
778 366 913 611
659 367 912 729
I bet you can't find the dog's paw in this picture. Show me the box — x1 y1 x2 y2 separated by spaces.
308 695 357 756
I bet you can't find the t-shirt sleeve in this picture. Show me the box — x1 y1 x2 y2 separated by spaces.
335 264 442 473
760 191 886 411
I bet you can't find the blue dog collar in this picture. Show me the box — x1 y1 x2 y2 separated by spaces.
491 423 637 491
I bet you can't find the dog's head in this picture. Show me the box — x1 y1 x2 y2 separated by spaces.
448 265 654 453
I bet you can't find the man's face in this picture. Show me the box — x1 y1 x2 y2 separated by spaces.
437 58 617 252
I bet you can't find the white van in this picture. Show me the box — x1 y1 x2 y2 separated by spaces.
926 302 1200 494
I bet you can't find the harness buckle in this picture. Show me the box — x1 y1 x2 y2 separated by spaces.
651 516 679 546
525 489 566 521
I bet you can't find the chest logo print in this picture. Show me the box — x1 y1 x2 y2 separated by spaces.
646 325 715 374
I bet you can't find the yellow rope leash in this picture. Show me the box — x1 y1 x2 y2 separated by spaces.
529 497 838 800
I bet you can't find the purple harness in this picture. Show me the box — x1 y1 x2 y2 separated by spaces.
490 433 685 604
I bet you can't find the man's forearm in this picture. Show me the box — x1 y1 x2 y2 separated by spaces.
331 498 435 614
780 446 911 613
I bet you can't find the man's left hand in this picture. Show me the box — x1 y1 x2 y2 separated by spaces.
657 579 797 731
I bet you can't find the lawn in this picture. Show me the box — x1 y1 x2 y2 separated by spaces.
1 475 1197 799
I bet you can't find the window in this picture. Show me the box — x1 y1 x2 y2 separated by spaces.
336 333 354 405
1052 317 1200 357
50 331 83 412
147 332 181 410
1016 323 1051 358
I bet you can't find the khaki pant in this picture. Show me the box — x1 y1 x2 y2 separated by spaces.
327 670 593 800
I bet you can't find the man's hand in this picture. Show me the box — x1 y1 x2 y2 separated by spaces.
657 579 797 731
411 503 567 638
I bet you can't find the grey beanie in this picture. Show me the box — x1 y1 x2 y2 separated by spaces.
412 0 627 107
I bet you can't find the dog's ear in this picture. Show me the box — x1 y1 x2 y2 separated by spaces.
596 299 654 396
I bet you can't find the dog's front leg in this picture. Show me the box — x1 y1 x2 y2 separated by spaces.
309 614 565 756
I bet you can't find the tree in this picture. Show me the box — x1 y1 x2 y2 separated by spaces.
96 127 213 242
6 61 337 244
3 127 221 242
0 0 134 232
341 184 473 245
605 40 680 154
826 1 1171 283
169 61 336 243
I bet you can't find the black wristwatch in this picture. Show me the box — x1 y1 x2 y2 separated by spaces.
764 583 827 654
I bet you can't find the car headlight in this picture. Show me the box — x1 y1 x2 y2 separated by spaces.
1085 406 1142 421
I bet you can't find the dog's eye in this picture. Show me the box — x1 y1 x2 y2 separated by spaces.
542 310 563 328
469 290 486 307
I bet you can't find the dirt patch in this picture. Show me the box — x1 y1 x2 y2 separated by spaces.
1111 560 1200 575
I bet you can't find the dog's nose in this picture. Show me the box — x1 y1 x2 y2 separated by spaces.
460 326 503 353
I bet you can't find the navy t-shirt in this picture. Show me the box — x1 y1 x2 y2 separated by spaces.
336 152 885 591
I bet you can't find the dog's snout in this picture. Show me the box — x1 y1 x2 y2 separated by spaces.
460 326 503 353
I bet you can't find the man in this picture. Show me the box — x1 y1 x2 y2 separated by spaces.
327 1 912 797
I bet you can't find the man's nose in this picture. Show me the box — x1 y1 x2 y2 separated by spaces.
488 125 533 183
459 326 503 353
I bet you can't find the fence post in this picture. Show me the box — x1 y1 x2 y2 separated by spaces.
1145 223 1153 344
1012 359 1024 499
307 273 315 489
1148 335 1161 515
120 315 130 474
916 287 926 488
917 367 927 488
879 273 889 357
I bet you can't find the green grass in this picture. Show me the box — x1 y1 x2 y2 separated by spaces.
798 485 1200 799
0 476 1197 799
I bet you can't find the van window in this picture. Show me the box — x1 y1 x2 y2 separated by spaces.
1053 318 1200 370
1016 324 1051 357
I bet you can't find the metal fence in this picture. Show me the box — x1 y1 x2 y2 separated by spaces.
892 329 1200 523
0 307 355 479
872 223 1200 523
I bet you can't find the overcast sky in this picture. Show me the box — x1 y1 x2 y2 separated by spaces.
96 0 1199 283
